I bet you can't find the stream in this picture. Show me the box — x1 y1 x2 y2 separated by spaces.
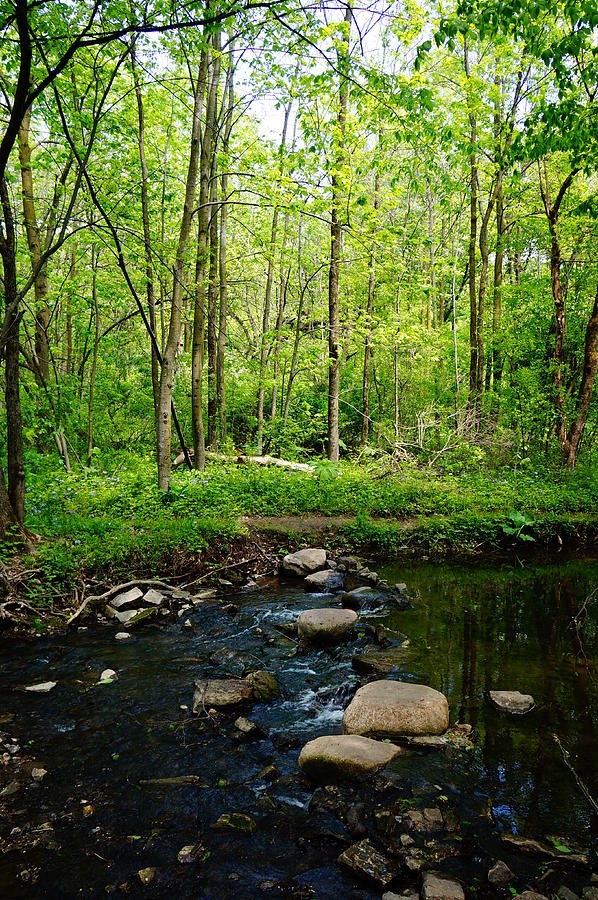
1 555 597 897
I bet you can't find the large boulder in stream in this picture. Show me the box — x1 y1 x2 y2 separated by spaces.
282 548 327 577
343 681 449 738
299 734 403 781
297 608 357 645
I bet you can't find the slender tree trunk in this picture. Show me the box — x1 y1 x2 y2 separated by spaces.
131 39 160 436
86 245 100 466
217 43 235 443
464 41 478 433
203 36 221 451
328 2 352 462
157 57 207 490
0 179 25 523
564 282 598 468
257 102 291 455
362 170 380 446
18 108 50 384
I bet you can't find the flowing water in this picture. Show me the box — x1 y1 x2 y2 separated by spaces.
1 556 597 898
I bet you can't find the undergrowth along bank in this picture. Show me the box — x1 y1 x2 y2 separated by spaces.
17 453 598 587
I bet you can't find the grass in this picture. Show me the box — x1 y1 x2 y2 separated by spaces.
17 452 598 592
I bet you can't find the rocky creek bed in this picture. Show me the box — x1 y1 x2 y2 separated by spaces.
1 555 598 898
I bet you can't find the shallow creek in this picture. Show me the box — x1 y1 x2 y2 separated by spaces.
1 556 597 898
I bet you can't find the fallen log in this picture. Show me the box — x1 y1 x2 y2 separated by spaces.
172 449 314 473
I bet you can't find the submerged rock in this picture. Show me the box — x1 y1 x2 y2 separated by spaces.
342 586 380 610
501 833 589 865
299 734 403 781
489 690 535 714
193 678 253 711
24 681 56 693
282 548 327 577
213 812 256 833
304 569 345 592
352 645 410 675
177 843 208 864
343 681 449 738
421 873 465 900
297 608 357 644
337 838 397 888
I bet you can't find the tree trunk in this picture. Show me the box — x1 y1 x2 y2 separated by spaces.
157 56 207 490
328 2 352 463
257 102 291 455
18 108 50 384
564 281 598 468
464 41 478 433
205 37 222 451
131 39 160 437
217 43 235 443
362 170 380 446
86 245 100 466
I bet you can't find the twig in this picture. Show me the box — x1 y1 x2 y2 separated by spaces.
553 733 598 815
182 556 260 588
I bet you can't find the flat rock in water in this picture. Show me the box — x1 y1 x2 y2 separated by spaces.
282 548 327 577
108 607 158 626
115 632 131 640
299 734 403 781
110 586 144 610
193 678 253 712
422 874 465 900
143 588 165 607
343 680 449 737
337 839 397 888
24 681 56 693
304 569 345 592
404 723 473 750
501 833 589 865
352 646 409 675
342 586 380 610
297 608 357 644
489 690 535 714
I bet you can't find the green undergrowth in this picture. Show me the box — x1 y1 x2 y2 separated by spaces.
18 452 598 590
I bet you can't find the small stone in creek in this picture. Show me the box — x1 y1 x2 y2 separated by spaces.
115 632 131 641
99 669 117 682
24 681 56 693
137 867 157 885
31 768 48 782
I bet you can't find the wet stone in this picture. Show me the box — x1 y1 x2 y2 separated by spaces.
515 894 548 900
31 767 48 782
489 690 535 714
343 680 449 738
337 838 397 888
99 669 117 682
557 887 581 900
177 843 208 864
246 669 280 701
137 867 157 885
282 548 327 577
402 807 444 833
115 632 131 641
108 607 158 626
488 860 514 887
213 812 256 833
193 678 253 712
24 681 56 693
421 873 465 900
297 608 357 645
304 569 346 592
299 734 403 782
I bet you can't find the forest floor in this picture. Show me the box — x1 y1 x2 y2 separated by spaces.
1 452 598 634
